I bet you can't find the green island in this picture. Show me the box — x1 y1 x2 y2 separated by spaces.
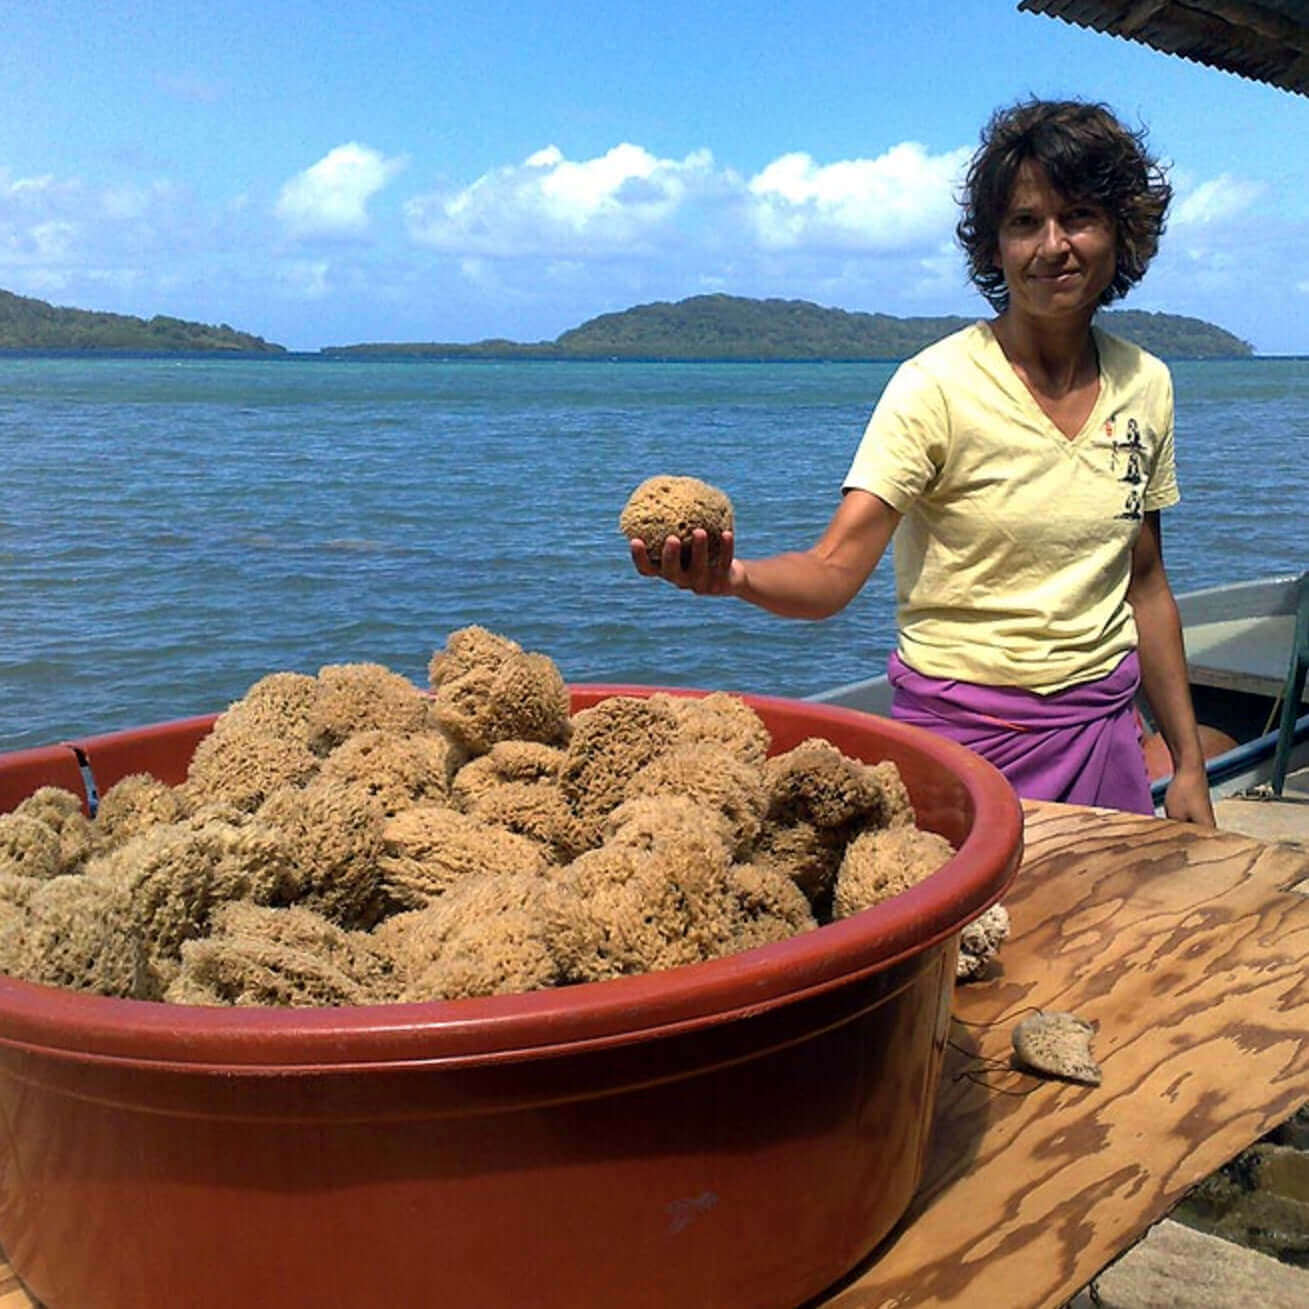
2 288 1254 359
0 288 285 353
324 294 1254 361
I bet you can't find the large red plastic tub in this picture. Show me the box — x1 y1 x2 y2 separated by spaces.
0 688 1022 1309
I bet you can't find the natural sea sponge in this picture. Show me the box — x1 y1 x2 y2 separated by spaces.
466 782 586 864
728 863 820 953
13 788 95 874
1011 1011 1102 1086
957 902 1011 981
428 625 522 690
431 652 570 756
619 475 734 568
765 738 884 830
308 662 431 755
451 742 566 809
561 823 782 982
602 793 735 859
167 902 399 1008
257 781 388 929
831 825 956 920
86 814 301 997
656 692 771 767
374 874 588 1001
14 786 85 831
1 631 958 1008
219 671 320 746
183 725 320 813
864 759 917 828
0 814 63 881
316 729 463 816
377 804 548 911
752 817 849 906
623 743 766 858
8 875 145 998
560 695 681 846
94 773 190 849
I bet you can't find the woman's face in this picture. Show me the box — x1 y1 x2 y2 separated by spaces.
993 160 1117 322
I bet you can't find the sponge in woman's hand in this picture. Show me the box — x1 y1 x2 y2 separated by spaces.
619 475 733 568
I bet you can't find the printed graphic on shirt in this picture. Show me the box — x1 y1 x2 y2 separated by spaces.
1106 415 1146 520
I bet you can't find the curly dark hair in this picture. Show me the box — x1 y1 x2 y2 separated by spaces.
956 99 1171 312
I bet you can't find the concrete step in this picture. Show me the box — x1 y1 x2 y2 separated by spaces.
1065 1217 1309 1308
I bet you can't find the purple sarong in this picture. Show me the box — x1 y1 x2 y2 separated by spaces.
888 650 1153 813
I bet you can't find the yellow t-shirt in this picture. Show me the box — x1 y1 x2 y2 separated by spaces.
843 321 1180 693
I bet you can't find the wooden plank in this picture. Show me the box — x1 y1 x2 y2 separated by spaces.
1 802 1306 1309
820 801 1309 1307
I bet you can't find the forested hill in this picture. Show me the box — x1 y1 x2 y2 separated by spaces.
327 294 1254 361
0 288 285 353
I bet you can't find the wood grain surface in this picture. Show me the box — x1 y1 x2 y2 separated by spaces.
2 801 1306 1309
816 801 1309 1307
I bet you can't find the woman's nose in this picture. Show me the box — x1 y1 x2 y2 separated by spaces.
1037 219 1070 254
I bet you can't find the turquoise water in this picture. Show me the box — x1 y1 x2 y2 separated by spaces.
1 354 1305 750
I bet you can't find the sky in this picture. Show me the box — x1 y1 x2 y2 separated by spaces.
2 1 1305 353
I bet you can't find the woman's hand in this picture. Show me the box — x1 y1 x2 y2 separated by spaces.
629 528 742 596
1162 761 1216 828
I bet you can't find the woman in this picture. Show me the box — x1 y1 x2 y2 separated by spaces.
630 99 1215 825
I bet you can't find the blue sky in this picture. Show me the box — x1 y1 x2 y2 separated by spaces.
3 1 1305 352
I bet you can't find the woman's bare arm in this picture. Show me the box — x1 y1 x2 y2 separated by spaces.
630 489 901 619
1128 511 1215 826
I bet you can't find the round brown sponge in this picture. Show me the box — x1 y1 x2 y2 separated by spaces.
619 475 734 568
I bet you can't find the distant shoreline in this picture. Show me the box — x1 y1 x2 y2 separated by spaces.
2 290 1258 361
1 348 1288 363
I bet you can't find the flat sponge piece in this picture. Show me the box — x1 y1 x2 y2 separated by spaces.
619 475 734 567
831 825 955 919
1011 1011 1102 1085
166 902 399 1007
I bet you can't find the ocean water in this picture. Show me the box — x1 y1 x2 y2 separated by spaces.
1 353 1305 751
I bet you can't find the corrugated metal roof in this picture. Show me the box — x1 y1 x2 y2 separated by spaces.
1018 1 1309 96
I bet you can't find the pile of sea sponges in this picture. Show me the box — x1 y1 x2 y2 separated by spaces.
0 628 957 1007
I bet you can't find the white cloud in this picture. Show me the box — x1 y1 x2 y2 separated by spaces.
407 143 726 257
406 140 968 264
1172 174 1265 228
275 143 407 239
747 143 970 252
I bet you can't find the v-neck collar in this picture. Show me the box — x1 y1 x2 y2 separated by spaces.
978 319 1108 446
